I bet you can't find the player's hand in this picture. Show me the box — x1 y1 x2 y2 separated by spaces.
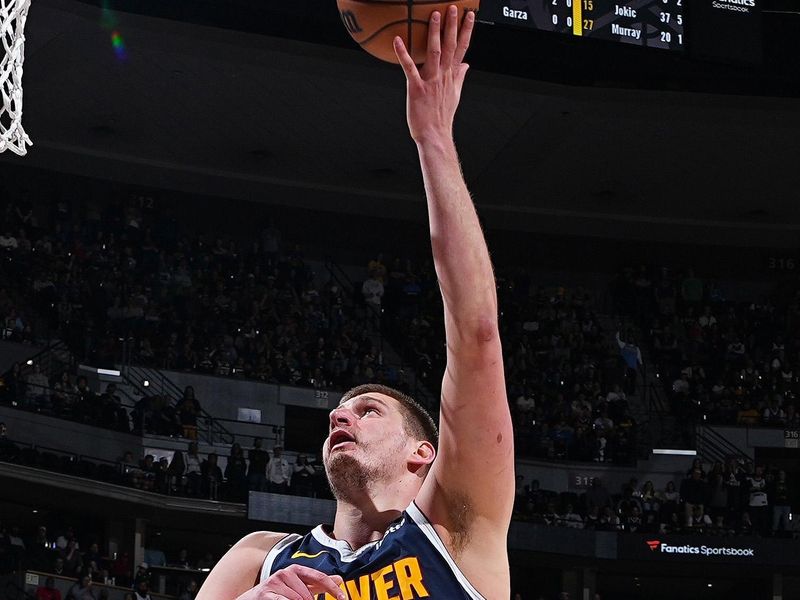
235 564 345 600
393 5 475 144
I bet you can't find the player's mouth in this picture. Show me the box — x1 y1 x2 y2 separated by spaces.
329 428 357 451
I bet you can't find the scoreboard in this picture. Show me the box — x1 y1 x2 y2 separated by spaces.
478 0 765 62
482 0 685 51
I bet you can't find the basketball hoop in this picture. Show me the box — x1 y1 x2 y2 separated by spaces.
0 0 32 155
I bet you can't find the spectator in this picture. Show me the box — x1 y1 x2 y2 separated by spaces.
247 437 269 492
28 525 53 571
680 469 709 527
66 575 96 600
361 271 384 308
133 562 150 589
687 505 712 531
291 455 316 497
201 453 223 500
35 576 62 600
133 581 152 600
51 371 77 416
561 504 584 529
25 363 50 410
178 580 198 600
167 450 186 495
267 446 290 494
98 384 129 432
60 540 83 577
707 473 729 521
52 557 66 577
177 387 201 440
640 481 660 515
616 331 642 395
185 443 202 497
1 363 23 406
770 470 791 535
74 377 97 425
739 511 755 536
746 466 769 534
623 505 643 532
0 422 19 462
598 506 621 531
224 444 248 502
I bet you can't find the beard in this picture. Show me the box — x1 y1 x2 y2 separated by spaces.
324 437 405 503
325 453 373 502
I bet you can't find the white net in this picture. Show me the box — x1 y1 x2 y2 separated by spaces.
0 0 32 155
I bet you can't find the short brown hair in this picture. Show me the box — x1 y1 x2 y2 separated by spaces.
340 384 438 448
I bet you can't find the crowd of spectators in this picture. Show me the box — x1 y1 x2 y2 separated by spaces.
118 440 325 503
2 192 647 464
0 195 405 395
610 264 800 433
0 520 202 599
515 459 796 538
369 254 639 463
7 191 800 476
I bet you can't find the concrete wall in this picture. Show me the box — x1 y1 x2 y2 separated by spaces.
515 453 693 495
156 370 342 426
705 425 787 458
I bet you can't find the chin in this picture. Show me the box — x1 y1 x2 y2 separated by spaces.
326 453 369 495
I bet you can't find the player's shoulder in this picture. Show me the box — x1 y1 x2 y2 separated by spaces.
233 530 290 553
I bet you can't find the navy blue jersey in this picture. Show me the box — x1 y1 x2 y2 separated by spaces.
260 502 484 600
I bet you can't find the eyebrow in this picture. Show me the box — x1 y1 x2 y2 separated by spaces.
337 395 390 409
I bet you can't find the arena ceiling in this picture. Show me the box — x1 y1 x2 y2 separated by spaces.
4 0 800 247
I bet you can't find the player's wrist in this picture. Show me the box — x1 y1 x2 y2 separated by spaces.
413 129 456 154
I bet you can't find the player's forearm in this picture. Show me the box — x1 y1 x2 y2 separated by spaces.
417 136 498 335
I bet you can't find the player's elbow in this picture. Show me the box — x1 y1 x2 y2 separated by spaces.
450 316 500 355
474 316 499 344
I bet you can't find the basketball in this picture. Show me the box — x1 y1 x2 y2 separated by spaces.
336 0 480 64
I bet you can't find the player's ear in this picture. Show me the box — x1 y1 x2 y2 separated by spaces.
408 440 436 469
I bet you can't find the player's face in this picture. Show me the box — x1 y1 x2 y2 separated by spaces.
323 393 413 495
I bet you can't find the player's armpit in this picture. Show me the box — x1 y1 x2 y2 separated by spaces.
196 531 286 600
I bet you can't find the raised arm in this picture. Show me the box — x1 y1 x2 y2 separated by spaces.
394 3 515 584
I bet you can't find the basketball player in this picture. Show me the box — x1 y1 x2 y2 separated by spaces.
197 7 514 599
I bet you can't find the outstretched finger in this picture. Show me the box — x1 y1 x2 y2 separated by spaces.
393 36 421 84
422 10 442 76
442 4 459 66
453 9 475 65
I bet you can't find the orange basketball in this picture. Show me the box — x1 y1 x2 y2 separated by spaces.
336 0 480 64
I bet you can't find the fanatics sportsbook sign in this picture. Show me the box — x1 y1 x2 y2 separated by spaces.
618 534 800 566
646 539 755 558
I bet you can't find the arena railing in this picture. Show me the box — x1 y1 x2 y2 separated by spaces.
695 423 751 466
120 363 236 445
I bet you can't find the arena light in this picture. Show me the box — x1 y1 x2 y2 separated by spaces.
97 368 121 376
26 359 33 365
652 449 697 456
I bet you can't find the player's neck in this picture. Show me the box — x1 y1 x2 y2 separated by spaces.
331 482 416 549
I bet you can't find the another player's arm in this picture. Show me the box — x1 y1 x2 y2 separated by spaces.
395 2 515 554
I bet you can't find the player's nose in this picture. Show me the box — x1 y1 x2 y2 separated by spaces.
329 405 355 429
